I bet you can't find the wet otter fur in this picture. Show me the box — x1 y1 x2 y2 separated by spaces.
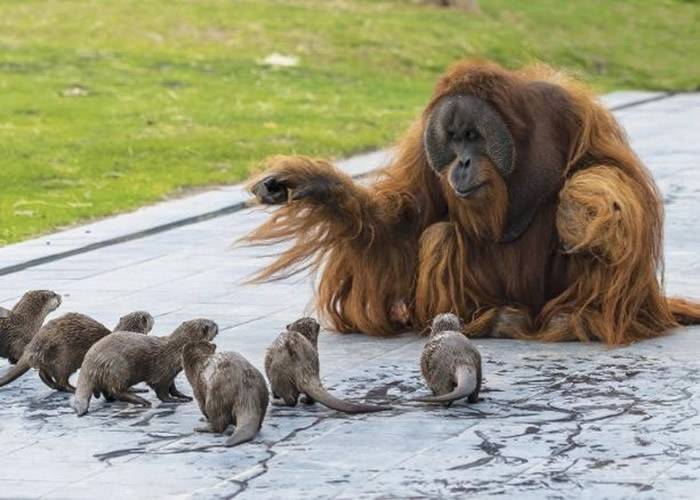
0 311 154 392
183 341 269 447
0 290 62 364
265 317 390 414
416 313 482 405
71 318 218 416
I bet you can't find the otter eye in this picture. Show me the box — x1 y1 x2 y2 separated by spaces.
465 129 480 141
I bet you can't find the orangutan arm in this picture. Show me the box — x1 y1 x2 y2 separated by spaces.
537 165 677 344
429 165 681 345
243 152 443 335
555 165 647 265
249 155 393 242
245 155 430 278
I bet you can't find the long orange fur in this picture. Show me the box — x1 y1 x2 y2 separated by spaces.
243 60 700 345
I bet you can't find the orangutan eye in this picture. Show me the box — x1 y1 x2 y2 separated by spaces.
445 130 455 141
465 129 480 141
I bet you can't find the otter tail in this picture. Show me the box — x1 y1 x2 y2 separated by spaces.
71 373 94 417
303 379 391 414
415 365 478 404
226 410 262 447
0 354 30 387
668 297 700 326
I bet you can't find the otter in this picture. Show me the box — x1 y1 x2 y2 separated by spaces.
416 313 482 405
0 290 62 364
265 317 390 414
71 318 218 416
0 311 154 392
183 340 269 447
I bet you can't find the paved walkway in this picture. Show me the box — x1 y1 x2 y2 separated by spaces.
0 92 698 499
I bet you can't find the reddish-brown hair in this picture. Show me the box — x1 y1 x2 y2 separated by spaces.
244 60 700 344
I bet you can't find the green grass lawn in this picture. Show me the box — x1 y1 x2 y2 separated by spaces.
1 0 698 245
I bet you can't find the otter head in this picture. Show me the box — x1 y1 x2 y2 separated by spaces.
286 317 320 344
114 311 154 334
39 290 62 314
430 313 463 335
171 318 219 346
14 290 62 317
182 340 217 367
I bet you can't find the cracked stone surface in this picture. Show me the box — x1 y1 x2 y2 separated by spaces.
0 92 699 499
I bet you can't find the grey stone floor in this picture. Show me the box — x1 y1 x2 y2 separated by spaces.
0 92 699 499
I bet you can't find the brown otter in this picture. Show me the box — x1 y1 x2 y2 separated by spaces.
183 340 269 447
416 313 482 405
0 290 62 364
265 317 390 414
71 318 218 416
0 311 154 391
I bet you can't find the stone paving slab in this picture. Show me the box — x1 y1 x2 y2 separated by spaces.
0 92 699 499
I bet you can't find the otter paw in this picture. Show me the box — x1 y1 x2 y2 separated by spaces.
272 397 297 407
389 300 411 326
158 395 189 404
300 394 316 405
194 424 215 434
